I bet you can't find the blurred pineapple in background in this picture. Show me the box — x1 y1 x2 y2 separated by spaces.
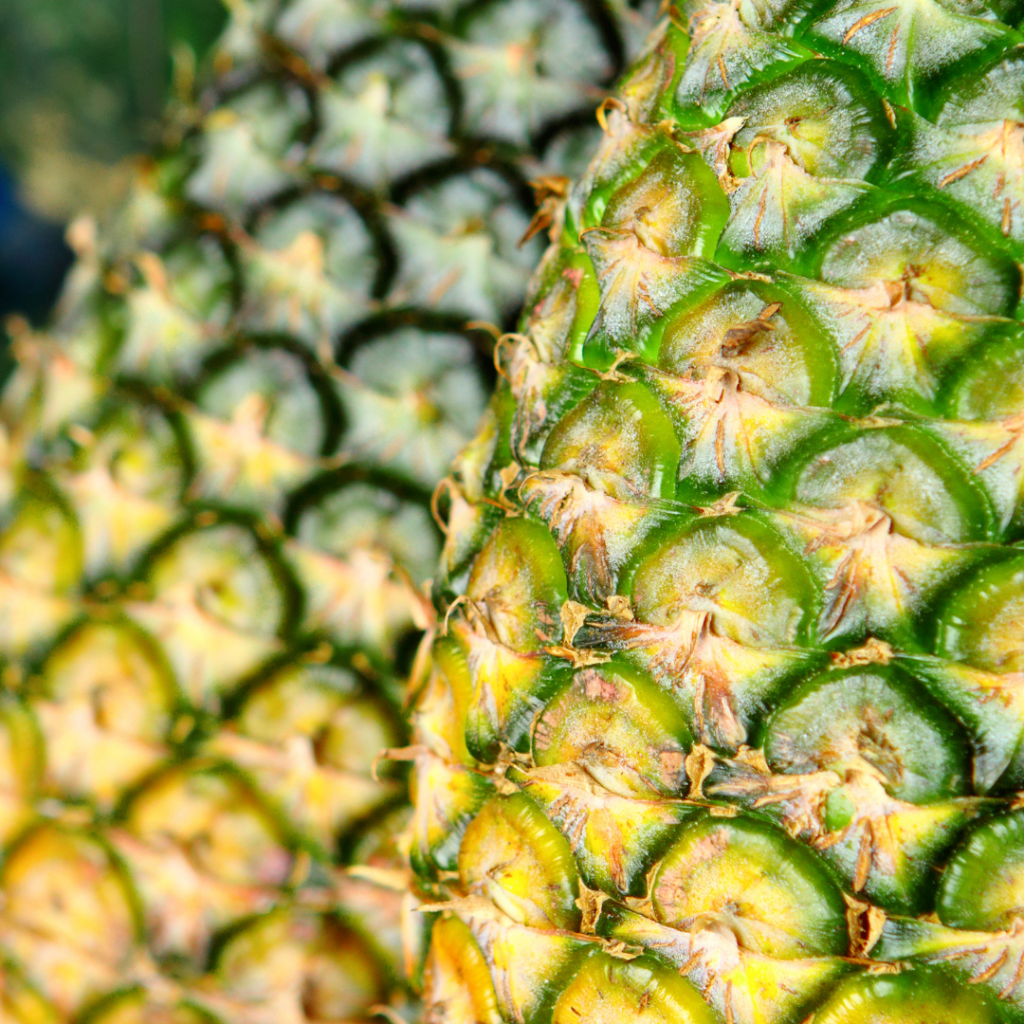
0 0 655 1020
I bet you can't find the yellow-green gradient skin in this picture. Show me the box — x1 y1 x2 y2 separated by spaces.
0 0 656 1020
410 0 1024 1021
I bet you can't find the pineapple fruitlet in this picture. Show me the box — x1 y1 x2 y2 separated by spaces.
0 0 654 1020
411 1 1024 1022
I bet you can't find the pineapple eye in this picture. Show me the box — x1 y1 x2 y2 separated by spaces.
645 281 837 502
0 826 137 1005
144 524 283 635
627 516 815 647
312 40 450 185
240 204 372 353
599 147 729 260
604 514 818 749
118 245 231 383
540 381 680 501
465 517 567 654
713 61 890 269
215 909 387 1022
790 205 1020 413
453 0 611 146
532 661 691 797
946 327 1024 424
810 966 1002 1022
903 54 1024 253
935 555 1024 676
456 517 569 759
728 59 883 181
215 663 401 855
650 816 849 959
764 666 969 802
673 0 812 121
457 792 579 930
525 661 693 896
338 332 489 490
33 622 174 812
191 349 325 514
820 209 1016 318
658 281 830 407
525 381 681 601
553 954 715 1024
188 83 308 218
938 810 1024 931
133 524 285 705
793 428 989 546
809 0 1018 107
784 428 994 647
424 915 502 1024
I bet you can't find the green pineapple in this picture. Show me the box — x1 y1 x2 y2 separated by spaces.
406 2 1024 1022
0 0 653 1019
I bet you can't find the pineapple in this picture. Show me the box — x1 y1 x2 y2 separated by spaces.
408 2 1024 1022
0 0 654 1020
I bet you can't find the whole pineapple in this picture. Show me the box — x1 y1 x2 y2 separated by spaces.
407 2 1024 1021
0 1 655 1020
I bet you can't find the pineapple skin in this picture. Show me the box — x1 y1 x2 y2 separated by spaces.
0 0 654 1020
408 1 1024 1022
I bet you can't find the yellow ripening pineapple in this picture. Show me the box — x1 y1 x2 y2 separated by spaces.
406 1 1024 1021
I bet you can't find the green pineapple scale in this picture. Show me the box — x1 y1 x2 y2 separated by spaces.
0 0 654 1020
409 0 1024 1021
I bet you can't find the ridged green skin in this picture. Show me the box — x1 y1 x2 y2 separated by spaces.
409 2 1024 1022
0 1 653 1020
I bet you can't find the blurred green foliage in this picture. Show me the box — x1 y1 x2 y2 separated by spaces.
0 0 226 216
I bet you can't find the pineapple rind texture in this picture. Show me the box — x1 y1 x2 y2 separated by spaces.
0 0 655 1019
411 1 1024 1022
